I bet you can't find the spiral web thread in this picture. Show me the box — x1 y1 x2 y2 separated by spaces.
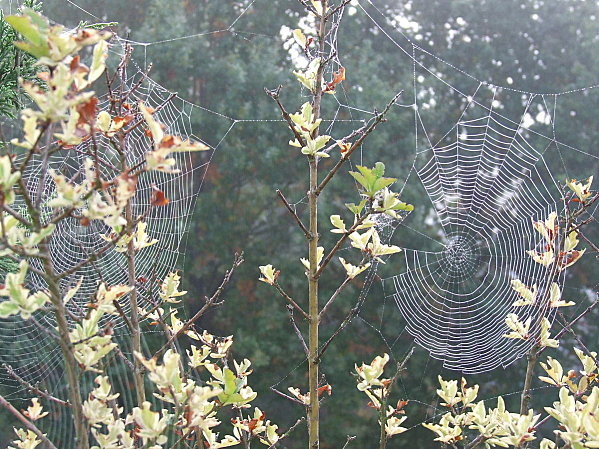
0 37 213 401
352 0 598 375
0 0 597 443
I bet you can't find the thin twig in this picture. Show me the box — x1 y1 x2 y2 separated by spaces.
276 189 310 238
287 305 309 356
267 417 306 449
275 281 309 319
296 0 318 15
264 86 307 148
3 364 70 407
318 275 351 321
557 310 599 369
112 345 136 372
154 253 244 358
550 298 599 343
270 387 307 406
0 393 60 449
316 90 403 195
316 301 360 363
342 435 357 449
326 0 352 18
315 209 372 278
2 205 32 227
464 434 488 449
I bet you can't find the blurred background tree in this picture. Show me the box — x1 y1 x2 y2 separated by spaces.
0 0 597 447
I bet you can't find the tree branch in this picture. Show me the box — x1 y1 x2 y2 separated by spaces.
276 189 311 238
154 253 244 358
3 364 70 407
315 90 402 196
264 86 308 148
274 281 309 319
0 393 60 449
318 275 351 321
267 417 306 449
287 305 309 356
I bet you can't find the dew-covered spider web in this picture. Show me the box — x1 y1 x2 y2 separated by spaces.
349 0 598 375
0 0 598 444
0 36 219 439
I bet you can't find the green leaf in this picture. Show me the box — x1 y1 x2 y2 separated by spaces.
12 40 47 59
349 163 397 198
223 368 238 395
346 199 367 215
6 11 47 47
0 300 19 318
372 162 385 178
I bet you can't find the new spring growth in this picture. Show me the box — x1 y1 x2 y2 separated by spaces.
566 176 593 203
540 351 599 449
527 211 586 269
355 354 409 438
289 102 331 158
424 376 542 447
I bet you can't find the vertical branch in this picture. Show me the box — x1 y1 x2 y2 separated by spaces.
121 131 146 405
519 342 540 415
126 206 146 406
307 2 328 448
39 243 89 449
307 154 320 449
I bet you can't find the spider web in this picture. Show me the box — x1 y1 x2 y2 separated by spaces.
348 0 598 375
0 0 598 445
0 36 217 411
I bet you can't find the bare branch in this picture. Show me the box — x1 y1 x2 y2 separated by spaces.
316 90 403 196
318 275 351 321
154 253 244 358
550 297 599 343
264 86 308 148
267 417 306 449
0 393 60 449
3 364 70 407
274 281 309 319
270 386 307 406
342 435 357 449
326 0 353 18
464 434 488 449
277 189 311 239
288 305 309 356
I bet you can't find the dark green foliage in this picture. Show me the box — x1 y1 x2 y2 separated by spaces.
0 0 597 446
0 0 41 119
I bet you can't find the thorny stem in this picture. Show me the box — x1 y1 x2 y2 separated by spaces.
0 394 60 449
